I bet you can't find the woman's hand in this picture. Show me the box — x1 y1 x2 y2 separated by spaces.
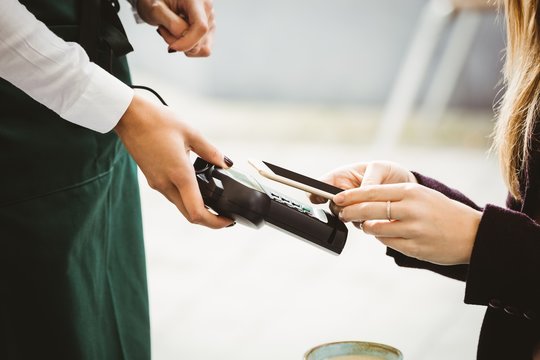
115 93 234 229
311 161 482 265
334 183 481 265
309 161 416 205
136 0 215 57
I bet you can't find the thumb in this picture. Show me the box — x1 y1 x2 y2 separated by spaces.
360 163 386 187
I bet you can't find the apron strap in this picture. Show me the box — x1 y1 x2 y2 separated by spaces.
79 0 134 70
79 0 101 62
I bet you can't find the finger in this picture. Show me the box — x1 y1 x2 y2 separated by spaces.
185 33 213 57
339 200 404 222
328 167 364 190
308 193 327 204
185 44 202 57
329 201 342 217
153 179 229 228
362 219 408 237
157 25 177 46
184 13 215 57
186 129 232 168
151 3 190 38
361 163 388 187
169 1 209 52
333 183 408 206
170 157 233 229
159 182 191 216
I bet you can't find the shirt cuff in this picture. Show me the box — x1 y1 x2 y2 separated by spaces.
60 64 134 133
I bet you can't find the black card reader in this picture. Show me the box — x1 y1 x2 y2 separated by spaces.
194 157 347 254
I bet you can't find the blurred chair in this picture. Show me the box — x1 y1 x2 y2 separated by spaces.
373 0 496 150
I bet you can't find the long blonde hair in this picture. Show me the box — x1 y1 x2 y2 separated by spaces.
495 0 540 199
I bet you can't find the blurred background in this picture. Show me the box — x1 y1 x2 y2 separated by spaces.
120 0 507 359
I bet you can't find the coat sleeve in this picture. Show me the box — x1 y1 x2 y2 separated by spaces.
386 172 540 321
465 204 540 320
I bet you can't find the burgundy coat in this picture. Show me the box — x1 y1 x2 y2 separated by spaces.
387 149 540 359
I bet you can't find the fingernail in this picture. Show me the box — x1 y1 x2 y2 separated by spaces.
168 48 176 53
334 193 344 204
224 156 234 167
227 221 236 228
338 210 345 221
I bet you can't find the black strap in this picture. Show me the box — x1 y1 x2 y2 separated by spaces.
102 0 134 57
79 0 134 68
79 0 101 62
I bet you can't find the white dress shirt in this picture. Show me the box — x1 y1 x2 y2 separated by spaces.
0 0 139 133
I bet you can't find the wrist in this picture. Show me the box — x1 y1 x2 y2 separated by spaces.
115 93 154 137
461 207 483 264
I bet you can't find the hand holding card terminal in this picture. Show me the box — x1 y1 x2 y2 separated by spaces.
194 158 347 254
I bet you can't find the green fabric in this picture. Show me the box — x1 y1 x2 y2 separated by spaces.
0 1 150 359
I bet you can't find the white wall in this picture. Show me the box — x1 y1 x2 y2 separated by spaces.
121 0 504 107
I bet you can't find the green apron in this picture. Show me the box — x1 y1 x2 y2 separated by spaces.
0 1 150 359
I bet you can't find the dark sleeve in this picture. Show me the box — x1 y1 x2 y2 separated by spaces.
464 204 540 320
387 173 540 321
386 172 482 281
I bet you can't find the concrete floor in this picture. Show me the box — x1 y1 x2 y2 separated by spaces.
135 91 506 359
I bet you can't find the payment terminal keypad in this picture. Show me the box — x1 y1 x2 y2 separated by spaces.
269 192 314 217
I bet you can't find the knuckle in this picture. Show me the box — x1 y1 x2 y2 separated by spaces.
207 147 220 161
362 224 372 235
194 22 209 36
198 47 211 57
149 2 166 20
403 183 419 196
186 210 204 224
362 221 375 234
355 203 369 218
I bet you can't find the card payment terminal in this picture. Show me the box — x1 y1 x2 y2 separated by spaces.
194 158 348 254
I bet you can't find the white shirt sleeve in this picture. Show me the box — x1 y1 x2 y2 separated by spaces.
0 0 134 133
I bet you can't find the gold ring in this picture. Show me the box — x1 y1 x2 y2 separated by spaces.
386 201 392 220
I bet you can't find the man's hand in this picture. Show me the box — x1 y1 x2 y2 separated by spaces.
115 93 234 229
136 0 215 57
